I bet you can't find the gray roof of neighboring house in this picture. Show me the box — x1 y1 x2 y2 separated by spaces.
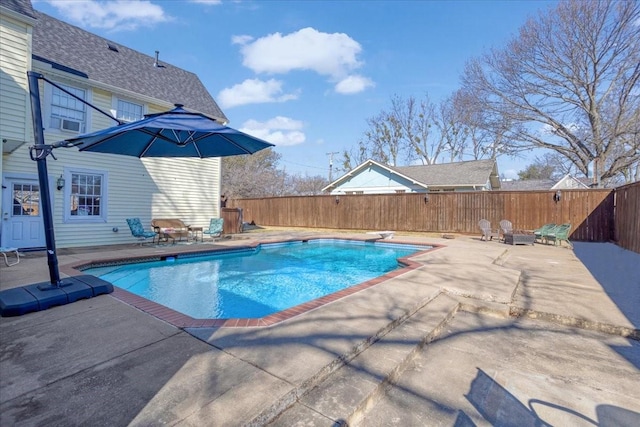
29 10 227 121
390 159 500 188
323 158 500 192
500 179 556 191
1 0 37 19
500 175 592 191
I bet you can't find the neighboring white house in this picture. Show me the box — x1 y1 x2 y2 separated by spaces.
322 159 501 195
1 0 227 249
500 174 591 191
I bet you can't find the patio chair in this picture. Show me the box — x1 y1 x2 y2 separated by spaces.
0 247 20 266
543 223 572 248
204 218 224 240
533 223 557 243
126 218 158 245
478 219 500 241
499 219 513 240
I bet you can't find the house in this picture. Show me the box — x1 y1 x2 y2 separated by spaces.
322 159 501 195
500 174 591 191
1 0 227 249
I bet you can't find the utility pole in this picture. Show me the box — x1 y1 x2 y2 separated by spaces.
326 151 339 182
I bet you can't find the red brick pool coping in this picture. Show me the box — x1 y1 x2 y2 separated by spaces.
63 238 443 328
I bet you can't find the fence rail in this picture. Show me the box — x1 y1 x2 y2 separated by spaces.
231 182 640 254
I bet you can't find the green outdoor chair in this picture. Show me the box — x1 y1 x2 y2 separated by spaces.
542 223 572 248
126 217 157 245
533 223 557 243
204 218 224 240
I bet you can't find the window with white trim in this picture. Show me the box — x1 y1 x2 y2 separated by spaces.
63 169 108 223
116 99 143 122
49 83 86 133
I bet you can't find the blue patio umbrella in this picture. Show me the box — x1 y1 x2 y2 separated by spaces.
68 104 274 157
24 72 273 289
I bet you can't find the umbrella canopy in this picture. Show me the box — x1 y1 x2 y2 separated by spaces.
67 104 274 157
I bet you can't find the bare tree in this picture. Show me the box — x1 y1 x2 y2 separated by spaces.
287 174 329 195
348 94 445 169
389 94 440 165
453 88 519 161
222 149 287 198
434 94 469 163
461 0 640 185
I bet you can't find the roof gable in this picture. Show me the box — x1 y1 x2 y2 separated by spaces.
31 11 227 121
1 0 36 19
551 174 590 189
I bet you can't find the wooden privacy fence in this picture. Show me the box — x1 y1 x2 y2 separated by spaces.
230 182 639 253
614 182 640 253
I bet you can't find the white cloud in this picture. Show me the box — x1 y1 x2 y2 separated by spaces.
232 35 254 45
41 0 169 30
217 78 298 109
189 0 222 4
502 169 519 180
237 27 367 80
240 117 306 147
334 75 375 94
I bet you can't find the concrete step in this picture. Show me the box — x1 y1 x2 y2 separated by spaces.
266 293 461 426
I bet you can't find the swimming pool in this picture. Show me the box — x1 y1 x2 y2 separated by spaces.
83 239 432 325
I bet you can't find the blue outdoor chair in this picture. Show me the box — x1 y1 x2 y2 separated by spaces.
204 218 224 240
126 218 157 245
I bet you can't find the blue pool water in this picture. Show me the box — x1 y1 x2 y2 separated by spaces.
84 239 429 319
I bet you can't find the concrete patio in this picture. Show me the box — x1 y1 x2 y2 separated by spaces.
1 228 638 426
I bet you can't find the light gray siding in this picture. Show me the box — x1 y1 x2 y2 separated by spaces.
2 66 221 248
0 14 31 146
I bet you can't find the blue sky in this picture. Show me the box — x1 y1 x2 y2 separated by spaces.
33 0 557 180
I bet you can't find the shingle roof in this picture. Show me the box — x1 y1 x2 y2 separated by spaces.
1 0 36 19
31 11 227 121
500 175 592 191
500 179 556 191
390 159 499 187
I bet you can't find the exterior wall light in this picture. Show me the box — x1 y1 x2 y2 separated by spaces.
553 190 561 203
424 194 429 203
56 175 65 191
335 195 340 204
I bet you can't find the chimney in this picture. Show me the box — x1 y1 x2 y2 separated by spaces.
154 51 159 67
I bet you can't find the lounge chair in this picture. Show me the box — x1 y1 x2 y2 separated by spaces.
0 247 20 266
543 223 572 248
533 223 557 243
204 218 224 240
499 219 513 240
478 219 500 241
126 218 158 245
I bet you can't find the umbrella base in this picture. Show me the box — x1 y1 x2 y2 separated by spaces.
0 275 113 317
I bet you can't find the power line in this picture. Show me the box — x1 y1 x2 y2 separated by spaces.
280 159 328 171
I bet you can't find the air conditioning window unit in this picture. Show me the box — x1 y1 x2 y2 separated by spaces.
61 118 81 132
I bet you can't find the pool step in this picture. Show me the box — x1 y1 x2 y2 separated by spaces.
265 293 461 426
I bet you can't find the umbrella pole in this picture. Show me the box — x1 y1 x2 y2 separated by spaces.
28 71 62 288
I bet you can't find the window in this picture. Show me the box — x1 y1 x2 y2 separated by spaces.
49 83 86 133
63 169 108 223
116 99 143 122
12 183 40 216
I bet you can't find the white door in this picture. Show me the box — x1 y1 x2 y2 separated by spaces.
1 176 46 249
